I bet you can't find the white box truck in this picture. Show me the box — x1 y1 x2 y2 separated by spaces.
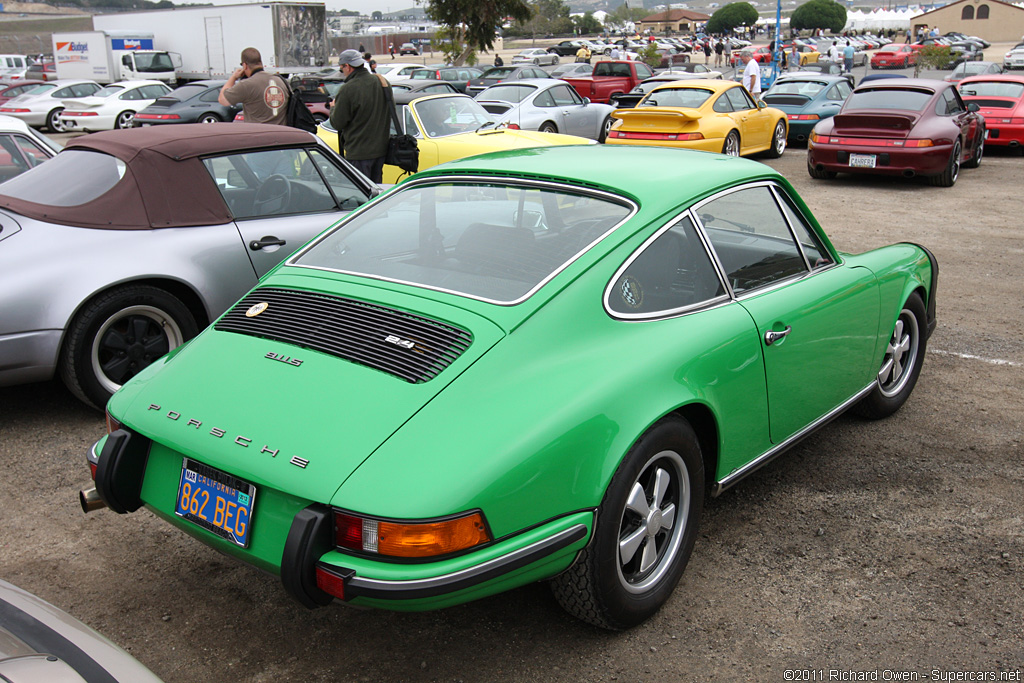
51 31 179 84
92 2 328 83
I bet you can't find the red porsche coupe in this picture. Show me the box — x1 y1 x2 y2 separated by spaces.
958 74 1024 151
807 78 985 186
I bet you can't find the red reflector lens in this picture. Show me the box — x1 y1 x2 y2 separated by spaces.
90 462 97 480
335 513 363 550
315 566 345 600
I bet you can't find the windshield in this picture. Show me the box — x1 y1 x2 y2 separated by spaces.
412 97 494 137
0 150 126 206
845 88 933 111
959 81 1024 98
478 84 535 103
641 87 713 108
481 67 515 79
294 181 633 304
134 52 175 72
94 85 126 97
23 83 57 96
956 63 989 75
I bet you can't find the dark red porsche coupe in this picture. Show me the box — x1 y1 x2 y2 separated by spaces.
806 79 985 186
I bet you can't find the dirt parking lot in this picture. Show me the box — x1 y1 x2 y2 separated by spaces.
1 138 1022 680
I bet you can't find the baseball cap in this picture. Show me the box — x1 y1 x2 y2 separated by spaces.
338 49 365 67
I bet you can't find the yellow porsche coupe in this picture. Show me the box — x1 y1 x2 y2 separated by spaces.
605 80 789 158
318 92 594 184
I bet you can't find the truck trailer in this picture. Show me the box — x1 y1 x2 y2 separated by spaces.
51 31 179 84
92 2 328 83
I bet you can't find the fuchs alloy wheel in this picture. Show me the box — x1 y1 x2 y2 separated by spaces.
722 130 740 156
115 110 135 129
551 417 704 629
854 293 927 419
60 285 198 410
766 120 787 158
47 107 65 133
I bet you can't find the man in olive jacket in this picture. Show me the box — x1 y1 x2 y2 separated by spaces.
330 49 389 183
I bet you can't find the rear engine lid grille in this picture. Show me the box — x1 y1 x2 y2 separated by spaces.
215 288 473 383
763 94 811 106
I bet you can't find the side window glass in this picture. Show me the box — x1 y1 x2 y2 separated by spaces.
54 88 72 98
534 90 556 107
307 148 367 210
551 85 581 106
712 93 734 113
697 186 808 294
0 135 27 182
837 81 852 99
826 85 842 101
727 87 755 111
637 64 654 79
608 214 725 316
16 136 52 168
204 149 336 218
403 106 421 137
950 87 966 113
774 189 832 269
200 89 220 102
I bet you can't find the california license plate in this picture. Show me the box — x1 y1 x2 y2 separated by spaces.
849 153 876 168
175 458 256 548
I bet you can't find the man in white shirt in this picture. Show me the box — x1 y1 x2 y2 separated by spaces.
740 50 761 101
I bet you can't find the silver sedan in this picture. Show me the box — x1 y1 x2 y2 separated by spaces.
0 123 379 409
474 78 616 141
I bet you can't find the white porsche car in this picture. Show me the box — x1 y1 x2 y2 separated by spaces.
59 80 173 132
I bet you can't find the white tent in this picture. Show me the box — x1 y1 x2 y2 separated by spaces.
844 7 926 31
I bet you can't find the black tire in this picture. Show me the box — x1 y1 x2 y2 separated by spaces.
807 160 837 179
854 293 927 419
722 130 740 156
765 120 787 158
198 113 221 123
46 107 65 133
963 131 983 168
551 417 704 630
598 115 612 143
539 121 558 134
928 140 960 187
115 110 135 130
60 285 199 410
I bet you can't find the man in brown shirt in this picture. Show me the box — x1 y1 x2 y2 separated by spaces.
218 47 288 125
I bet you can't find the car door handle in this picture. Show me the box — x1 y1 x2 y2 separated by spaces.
764 326 792 346
250 236 286 250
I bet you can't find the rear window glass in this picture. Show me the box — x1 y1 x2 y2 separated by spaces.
294 181 633 304
959 81 1024 99
846 88 933 111
167 84 207 101
641 87 713 108
479 84 535 103
0 150 125 206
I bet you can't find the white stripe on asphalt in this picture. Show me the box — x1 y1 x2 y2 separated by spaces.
929 349 1022 367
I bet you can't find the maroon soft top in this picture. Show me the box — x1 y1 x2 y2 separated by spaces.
0 123 316 230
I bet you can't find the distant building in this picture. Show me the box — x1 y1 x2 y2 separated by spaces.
639 9 712 33
913 0 1024 42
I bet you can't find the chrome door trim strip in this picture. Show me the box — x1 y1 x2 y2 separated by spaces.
712 381 876 496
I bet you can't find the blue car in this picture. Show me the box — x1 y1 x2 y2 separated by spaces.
761 74 853 144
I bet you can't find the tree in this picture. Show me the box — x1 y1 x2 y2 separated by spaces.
789 0 847 33
706 3 759 35
639 42 661 69
607 3 649 25
572 12 603 36
426 0 532 65
914 45 952 76
371 11 383 20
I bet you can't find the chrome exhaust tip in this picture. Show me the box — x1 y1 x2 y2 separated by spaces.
903 169 916 178
80 487 107 513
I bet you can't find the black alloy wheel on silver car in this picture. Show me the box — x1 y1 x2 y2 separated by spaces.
854 293 927 419
60 285 199 410
551 417 704 630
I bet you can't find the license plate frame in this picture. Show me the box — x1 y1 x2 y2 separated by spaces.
849 153 877 168
174 458 256 548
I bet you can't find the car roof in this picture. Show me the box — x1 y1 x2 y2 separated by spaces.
416 145 781 209
650 79 738 93
392 91 470 106
853 78 943 92
774 74 849 84
0 123 317 230
959 73 1024 85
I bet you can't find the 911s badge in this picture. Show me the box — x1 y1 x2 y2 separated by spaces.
265 352 302 367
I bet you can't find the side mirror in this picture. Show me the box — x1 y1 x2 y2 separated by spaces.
757 99 767 109
967 102 979 112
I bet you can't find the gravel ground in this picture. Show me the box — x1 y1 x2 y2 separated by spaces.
2 118 1022 681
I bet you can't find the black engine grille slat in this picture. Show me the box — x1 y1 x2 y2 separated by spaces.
215 288 473 383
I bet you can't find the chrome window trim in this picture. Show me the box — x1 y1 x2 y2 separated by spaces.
603 207 732 321
286 175 639 307
768 184 836 272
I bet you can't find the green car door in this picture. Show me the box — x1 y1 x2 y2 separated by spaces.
696 183 880 442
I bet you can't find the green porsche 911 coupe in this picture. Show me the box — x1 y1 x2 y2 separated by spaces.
82 145 937 630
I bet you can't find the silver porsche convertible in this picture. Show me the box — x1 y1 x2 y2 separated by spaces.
0 123 380 409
